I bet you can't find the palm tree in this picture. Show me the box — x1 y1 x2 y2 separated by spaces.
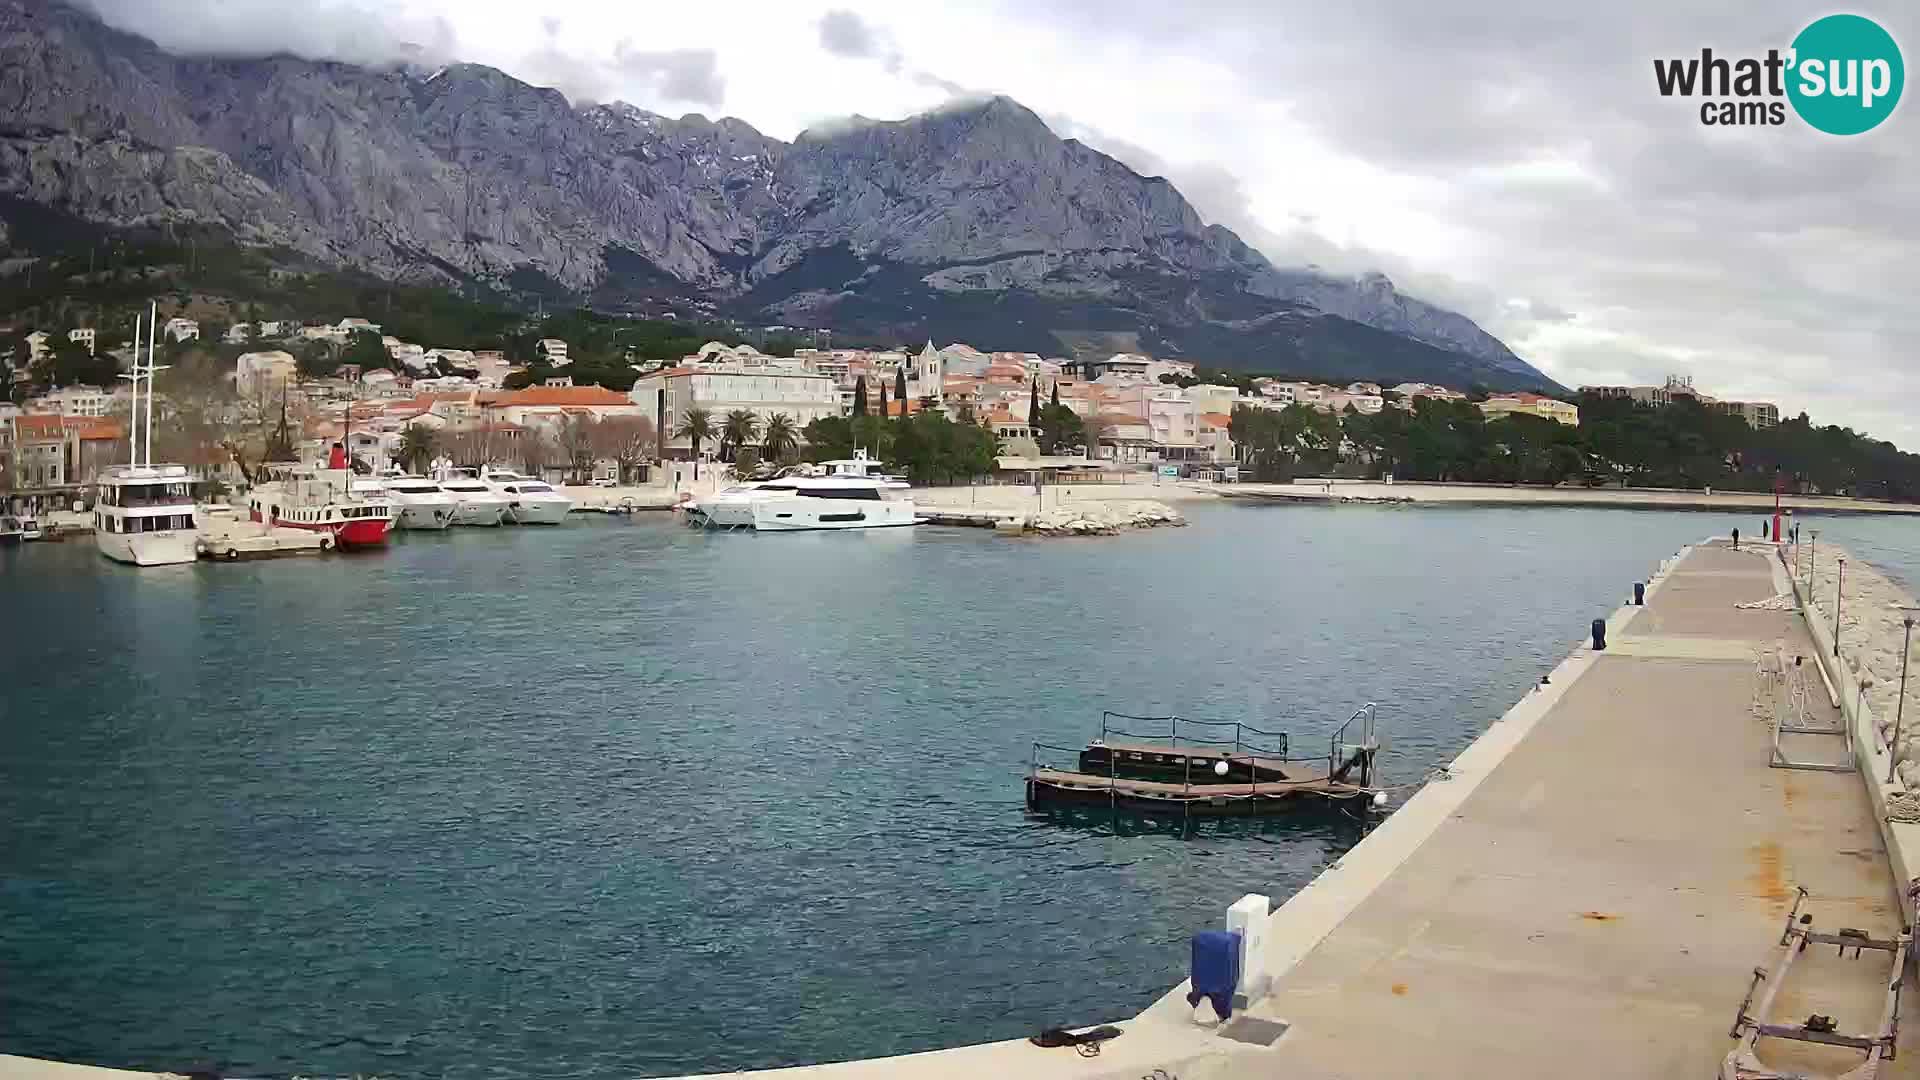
681 407 715 478
721 409 761 462
761 412 799 463
399 422 437 473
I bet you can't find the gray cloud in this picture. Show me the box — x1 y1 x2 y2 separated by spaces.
818 10 882 59
1006 0 1920 445
81 0 456 67
613 42 727 107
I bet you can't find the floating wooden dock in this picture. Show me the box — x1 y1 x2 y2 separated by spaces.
1025 707 1378 817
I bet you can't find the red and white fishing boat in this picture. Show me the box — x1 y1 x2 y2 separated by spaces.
247 445 395 549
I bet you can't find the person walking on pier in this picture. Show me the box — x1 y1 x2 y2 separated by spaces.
1731 526 1741 550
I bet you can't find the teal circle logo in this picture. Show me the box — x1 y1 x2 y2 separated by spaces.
1787 14 1904 134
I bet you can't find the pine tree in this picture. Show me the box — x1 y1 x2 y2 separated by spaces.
1028 378 1041 428
879 381 890 420
1050 381 1061 409
852 376 868 417
895 364 908 404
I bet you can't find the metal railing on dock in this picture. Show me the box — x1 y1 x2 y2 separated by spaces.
1329 703 1378 783
1097 711 1289 760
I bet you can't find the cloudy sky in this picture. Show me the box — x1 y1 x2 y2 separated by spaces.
89 0 1920 447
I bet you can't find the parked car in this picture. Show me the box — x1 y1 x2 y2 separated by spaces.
591 477 618 488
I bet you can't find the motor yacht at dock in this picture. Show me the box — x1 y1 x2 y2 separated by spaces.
480 466 573 525
432 468 510 526
367 473 460 531
686 474 917 531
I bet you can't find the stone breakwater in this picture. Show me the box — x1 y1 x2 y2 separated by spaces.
1026 500 1186 536
1799 541 1920 779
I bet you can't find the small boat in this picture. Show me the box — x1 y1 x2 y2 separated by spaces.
0 515 20 546
18 516 42 541
1025 706 1379 817
480 466 573 525
685 475 918 531
248 463 394 549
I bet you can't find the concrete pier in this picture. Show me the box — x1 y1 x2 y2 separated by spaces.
1150 539 1914 1077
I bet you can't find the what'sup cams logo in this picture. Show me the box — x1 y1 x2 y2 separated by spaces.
1654 14 1903 133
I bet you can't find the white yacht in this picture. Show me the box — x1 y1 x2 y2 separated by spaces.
687 475 917 532
96 464 200 565
95 304 199 566
480 466 573 525
433 468 510 526
373 474 460 531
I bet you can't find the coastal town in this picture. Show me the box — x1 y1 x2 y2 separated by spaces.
2 310 1799 506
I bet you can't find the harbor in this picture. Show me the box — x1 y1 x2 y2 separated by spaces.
2 506 1918 1079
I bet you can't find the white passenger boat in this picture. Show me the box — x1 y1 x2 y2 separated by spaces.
433 468 510 526
95 304 200 566
96 464 200 565
686 475 917 532
480 466 573 525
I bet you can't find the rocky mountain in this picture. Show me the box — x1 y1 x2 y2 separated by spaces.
0 0 1559 391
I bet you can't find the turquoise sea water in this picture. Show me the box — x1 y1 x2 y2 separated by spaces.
1 504 1914 1078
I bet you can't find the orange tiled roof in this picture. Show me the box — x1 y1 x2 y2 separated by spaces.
1200 412 1231 427
15 414 65 439
496 386 632 406
67 416 125 441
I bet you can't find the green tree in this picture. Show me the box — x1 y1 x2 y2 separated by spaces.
761 412 800 463
43 338 119 388
343 329 388 369
1037 402 1084 454
851 376 868 417
680 407 715 478
895 364 908 403
721 409 761 461
399 423 438 473
802 415 854 462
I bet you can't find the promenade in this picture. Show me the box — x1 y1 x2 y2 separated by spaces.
1222 479 1920 515
1141 539 1916 1077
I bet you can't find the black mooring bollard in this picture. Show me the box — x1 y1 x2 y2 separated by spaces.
1591 619 1607 650
1633 582 1645 606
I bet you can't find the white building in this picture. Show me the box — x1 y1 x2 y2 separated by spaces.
27 384 110 417
235 350 299 399
162 317 199 342
631 365 841 457
1390 382 1467 403
25 330 50 362
68 327 96 353
537 339 570 367
225 323 254 344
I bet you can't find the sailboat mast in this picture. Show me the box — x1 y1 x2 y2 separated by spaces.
128 311 142 464
144 301 157 467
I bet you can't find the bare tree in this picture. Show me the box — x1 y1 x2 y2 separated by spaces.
591 415 657 482
518 429 555 478
556 413 596 483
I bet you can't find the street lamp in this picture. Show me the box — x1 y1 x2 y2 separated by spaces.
1835 557 1846 658
1890 614 1917 785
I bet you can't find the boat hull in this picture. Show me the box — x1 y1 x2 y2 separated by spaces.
750 498 919 531
97 529 199 566
248 509 392 548
504 499 571 525
394 502 456 530
449 502 507 527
